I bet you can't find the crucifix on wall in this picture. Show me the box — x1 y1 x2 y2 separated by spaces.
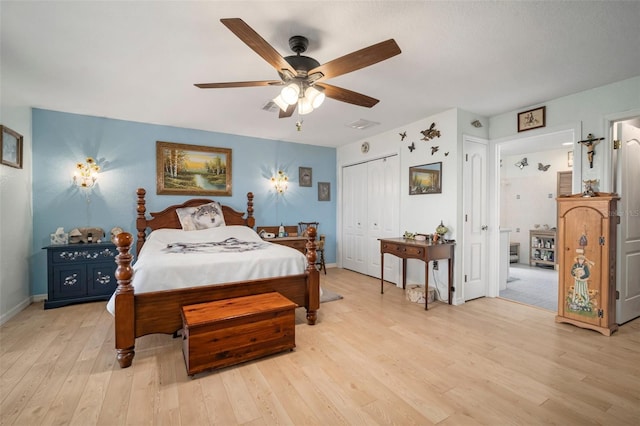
578 133 604 169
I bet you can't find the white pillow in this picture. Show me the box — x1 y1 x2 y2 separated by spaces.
176 201 226 231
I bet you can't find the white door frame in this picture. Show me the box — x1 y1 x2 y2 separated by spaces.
488 122 582 297
604 108 640 324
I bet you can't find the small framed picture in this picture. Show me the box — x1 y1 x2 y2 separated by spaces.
567 151 573 167
318 182 330 201
517 106 546 132
1 125 23 169
299 166 312 187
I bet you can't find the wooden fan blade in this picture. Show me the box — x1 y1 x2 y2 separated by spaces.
317 83 379 108
195 80 282 89
221 18 295 75
279 103 296 118
309 39 401 82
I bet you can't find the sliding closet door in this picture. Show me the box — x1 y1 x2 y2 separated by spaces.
367 156 400 280
342 155 399 282
342 163 368 274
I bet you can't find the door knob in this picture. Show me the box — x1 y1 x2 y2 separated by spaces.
481 225 488 230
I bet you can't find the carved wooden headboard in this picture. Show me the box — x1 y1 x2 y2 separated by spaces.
134 188 255 256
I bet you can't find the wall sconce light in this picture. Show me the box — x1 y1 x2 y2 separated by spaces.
73 157 100 188
270 170 289 194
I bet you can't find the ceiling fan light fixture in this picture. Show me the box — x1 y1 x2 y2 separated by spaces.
305 86 325 109
298 97 315 115
272 94 289 112
280 82 300 105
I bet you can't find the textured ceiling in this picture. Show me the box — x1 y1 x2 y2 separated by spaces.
2 1 639 147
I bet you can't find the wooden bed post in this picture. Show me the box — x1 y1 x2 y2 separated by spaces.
136 188 147 257
114 232 136 368
246 192 255 228
305 227 320 325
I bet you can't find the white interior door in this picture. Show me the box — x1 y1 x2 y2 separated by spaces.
615 121 640 324
342 163 367 274
464 137 488 301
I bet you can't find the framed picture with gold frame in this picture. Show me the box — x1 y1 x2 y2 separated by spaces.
1 125 23 169
156 141 232 196
409 162 442 195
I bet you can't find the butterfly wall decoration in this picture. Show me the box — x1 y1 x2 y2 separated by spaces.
431 146 439 155
538 163 550 172
399 131 407 141
421 123 441 141
408 142 415 152
515 158 528 169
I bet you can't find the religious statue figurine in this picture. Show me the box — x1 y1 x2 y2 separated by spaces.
578 133 604 169
582 179 598 197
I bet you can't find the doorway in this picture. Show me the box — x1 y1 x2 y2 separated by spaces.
492 126 578 309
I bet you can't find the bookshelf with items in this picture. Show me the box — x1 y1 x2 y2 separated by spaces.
530 229 556 268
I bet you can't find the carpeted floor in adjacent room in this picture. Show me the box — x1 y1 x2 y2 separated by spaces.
500 263 557 311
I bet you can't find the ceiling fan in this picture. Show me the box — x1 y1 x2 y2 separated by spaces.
195 18 401 118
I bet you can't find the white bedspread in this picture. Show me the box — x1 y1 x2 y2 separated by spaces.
106 226 307 314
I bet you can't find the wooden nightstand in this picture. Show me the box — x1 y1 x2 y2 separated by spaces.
264 236 308 254
256 225 307 254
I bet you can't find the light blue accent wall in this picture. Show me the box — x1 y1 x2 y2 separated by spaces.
31 109 336 296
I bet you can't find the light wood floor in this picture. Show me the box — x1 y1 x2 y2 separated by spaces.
1 268 639 425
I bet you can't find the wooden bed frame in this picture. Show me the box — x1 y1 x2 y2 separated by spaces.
113 188 320 368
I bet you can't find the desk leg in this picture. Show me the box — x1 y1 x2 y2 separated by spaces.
380 253 384 294
424 260 429 310
448 252 454 305
402 258 407 289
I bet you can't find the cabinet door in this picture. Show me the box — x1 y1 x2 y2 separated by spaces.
559 207 607 327
88 262 117 296
52 264 87 299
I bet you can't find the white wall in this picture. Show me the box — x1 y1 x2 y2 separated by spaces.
0 103 33 324
337 108 488 303
501 148 571 263
490 76 640 192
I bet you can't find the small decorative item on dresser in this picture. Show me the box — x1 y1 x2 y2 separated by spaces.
435 221 449 242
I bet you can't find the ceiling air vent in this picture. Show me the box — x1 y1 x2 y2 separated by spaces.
346 119 380 130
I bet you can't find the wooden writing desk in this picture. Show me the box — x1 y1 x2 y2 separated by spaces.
379 238 455 310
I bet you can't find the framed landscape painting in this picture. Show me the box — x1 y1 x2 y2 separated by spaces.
409 162 442 195
156 141 232 196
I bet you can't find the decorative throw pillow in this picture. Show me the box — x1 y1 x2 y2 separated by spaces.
176 201 226 231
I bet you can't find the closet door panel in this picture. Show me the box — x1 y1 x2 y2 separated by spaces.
342 163 367 274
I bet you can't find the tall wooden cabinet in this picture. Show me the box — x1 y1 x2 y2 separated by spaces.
556 193 619 336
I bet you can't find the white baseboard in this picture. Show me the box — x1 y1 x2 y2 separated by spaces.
0 297 32 326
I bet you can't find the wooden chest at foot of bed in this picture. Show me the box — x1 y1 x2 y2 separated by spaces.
181 292 297 375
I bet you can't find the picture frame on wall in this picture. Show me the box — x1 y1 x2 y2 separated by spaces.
156 141 232 196
1 125 23 169
517 106 546 132
409 162 442 195
318 182 330 201
299 166 312 187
